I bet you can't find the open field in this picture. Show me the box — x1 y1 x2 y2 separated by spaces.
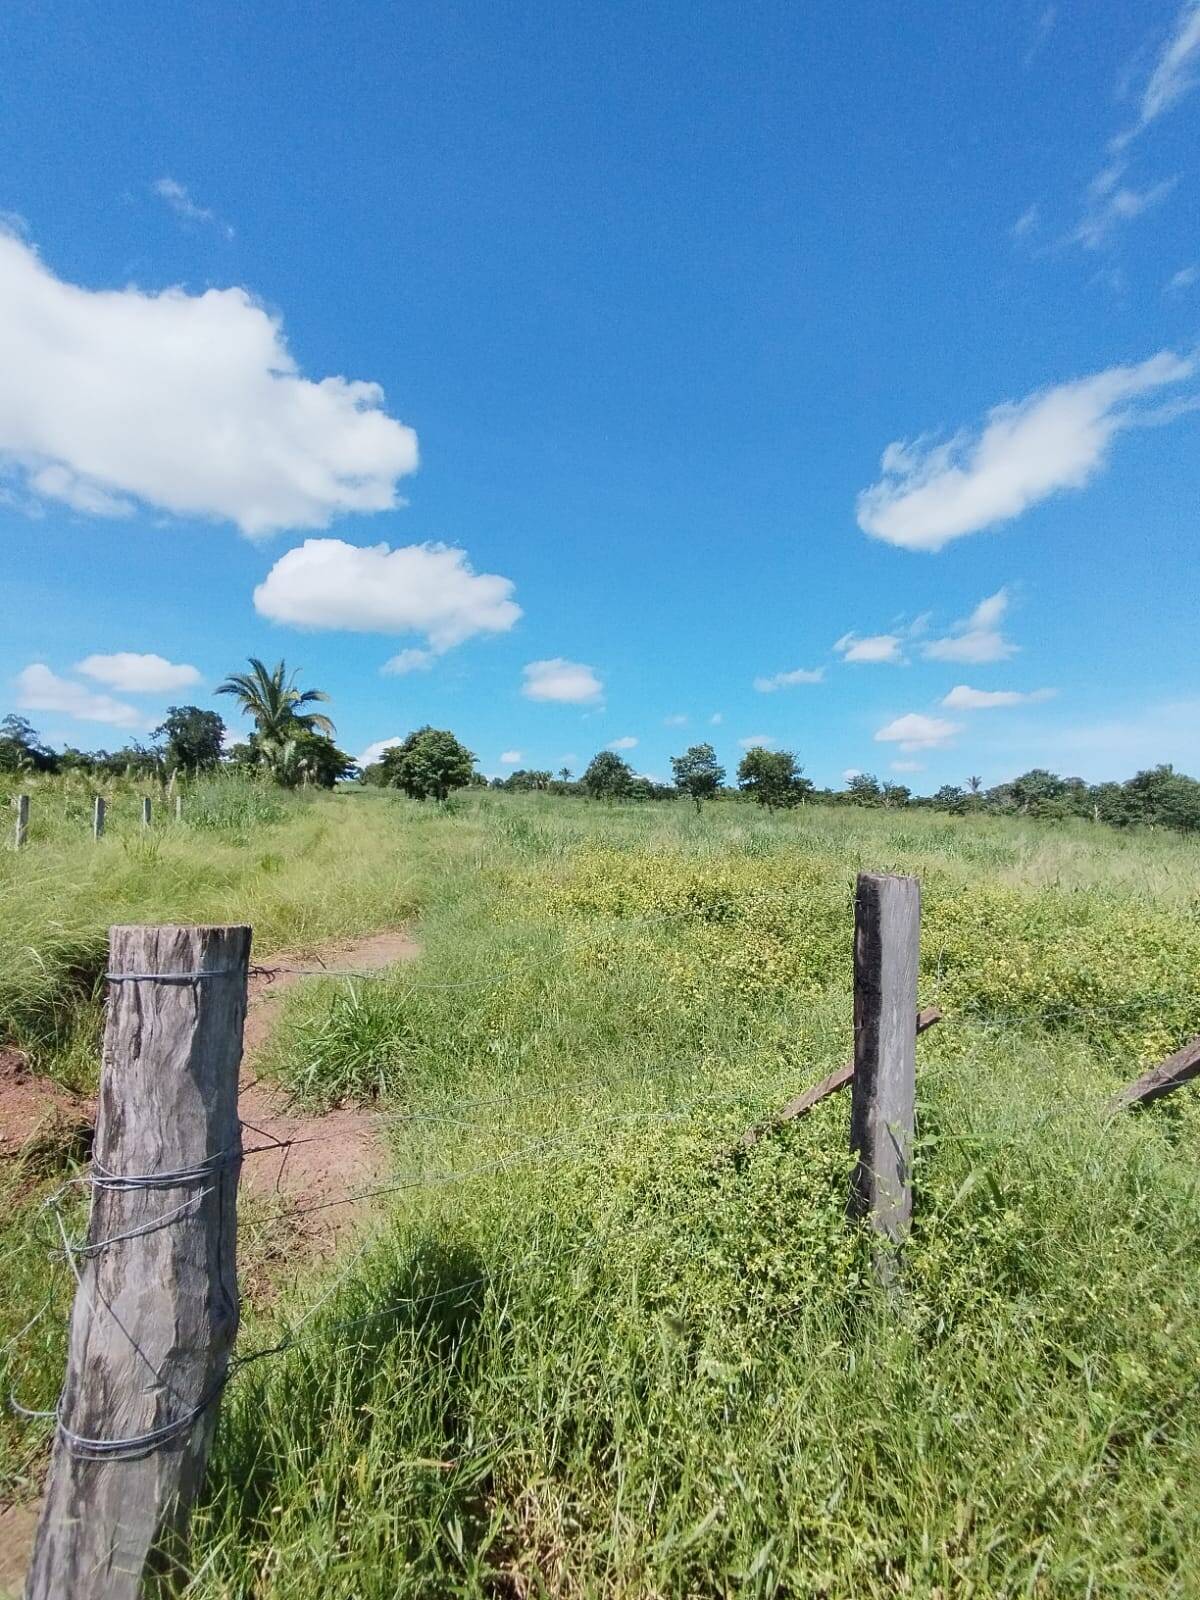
4 784 1200 1596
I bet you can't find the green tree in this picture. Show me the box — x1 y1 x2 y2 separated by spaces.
581 750 633 800
736 747 810 811
216 658 334 778
153 705 225 774
380 726 476 801
0 715 57 773
845 772 883 806
670 743 725 813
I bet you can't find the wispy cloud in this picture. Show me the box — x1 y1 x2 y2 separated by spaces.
738 734 776 750
607 736 638 751
857 351 1194 550
500 750 522 764
663 713 688 727
942 684 1055 709
1166 264 1199 293
152 177 234 239
834 631 904 665
1120 1 1200 143
1011 203 1040 241
922 590 1018 664
357 736 405 767
753 666 824 692
382 647 435 676
1069 168 1177 250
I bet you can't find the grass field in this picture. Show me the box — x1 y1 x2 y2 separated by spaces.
4 782 1200 1596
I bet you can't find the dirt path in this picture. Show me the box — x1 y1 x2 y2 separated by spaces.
0 927 420 1597
237 928 420 1258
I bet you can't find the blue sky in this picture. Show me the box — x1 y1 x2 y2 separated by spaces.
1 0 1197 788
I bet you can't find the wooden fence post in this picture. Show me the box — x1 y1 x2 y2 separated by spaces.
849 872 920 1269
25 924 251 1600
175 794 183 823
13 792 29 849
92 796 106 841
141 796 152 830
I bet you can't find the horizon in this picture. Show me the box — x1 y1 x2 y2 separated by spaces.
2 2 1199 793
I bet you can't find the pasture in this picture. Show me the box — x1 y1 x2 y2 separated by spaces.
4 780 1200 1596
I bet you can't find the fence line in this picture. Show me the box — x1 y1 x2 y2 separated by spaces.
9 881 1200 1595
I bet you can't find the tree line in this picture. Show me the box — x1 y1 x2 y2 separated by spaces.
5 669 1199 833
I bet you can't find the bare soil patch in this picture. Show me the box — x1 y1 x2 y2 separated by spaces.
0 1047 94 1177
237 927 420 1265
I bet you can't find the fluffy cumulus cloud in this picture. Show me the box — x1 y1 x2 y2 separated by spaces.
856 352 1194 550
753 666 824 692
357 736 405 768
76 651 201 693
15 663 144 729
922 589 1018 664
521 659 603 704
874 712 963 751
834 631 904 664
254 540 521 656
738 734 776 750
500 750 522 765
942 684 1055 710
607 736 638 751
0 231 418 536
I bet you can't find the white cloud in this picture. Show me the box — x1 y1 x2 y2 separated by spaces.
834 631 904 664
500 750 522 765
0 230 418 536
874 712 963 751
1132 2 1200 133
1070 171 1177 250
942 684 1056 710
152 177 234 240
607 736 638 751
890 760 925 773
15 663 144 729
842 768 862 781
76 651 201 693
738 734 776 750
1011 203 1040 239
922 589 1018 664
357 736 405 768
710 712 723 725
381 647 435 677
254 540 520 653
521 659 603 704
663 713 688 727
1166 264 1199 293
856 351 1194 550
753 666 824 692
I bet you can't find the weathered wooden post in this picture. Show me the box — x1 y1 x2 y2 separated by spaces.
175 793 184 823
849 872 920 1274
13 792 29 849
25 924 251 1600
141 796 152 830
92 795 106 841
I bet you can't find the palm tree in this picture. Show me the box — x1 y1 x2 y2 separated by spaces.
216 658 334 771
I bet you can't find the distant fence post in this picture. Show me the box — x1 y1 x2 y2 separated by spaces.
141 796 152 830
175 793 184 823
13 792 29 849
92 795 106 841
25 924 251 1600
849 872 920 1274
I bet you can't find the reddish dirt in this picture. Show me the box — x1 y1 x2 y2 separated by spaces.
0 1047 94 1175
236 928 420 1261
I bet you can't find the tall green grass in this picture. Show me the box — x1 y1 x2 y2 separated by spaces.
4 790 1200 1595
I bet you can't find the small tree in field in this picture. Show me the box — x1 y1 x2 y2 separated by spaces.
381 726 476 801
153 706 225 774
581 750 633 800
736 746 811 811
671 743 725 813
